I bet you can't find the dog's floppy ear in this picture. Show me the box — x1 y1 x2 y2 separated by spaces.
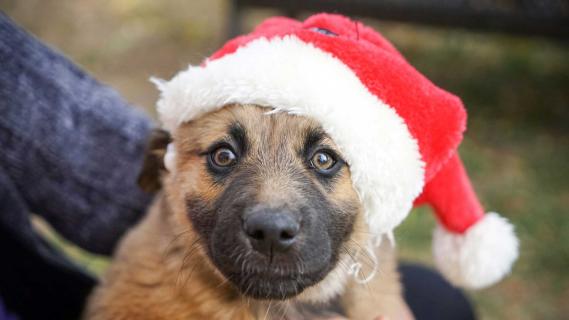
138 129 172 193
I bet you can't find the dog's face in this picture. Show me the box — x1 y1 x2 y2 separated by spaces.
155 104 365 301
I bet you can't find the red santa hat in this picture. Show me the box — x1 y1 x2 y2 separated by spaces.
154 13 518 289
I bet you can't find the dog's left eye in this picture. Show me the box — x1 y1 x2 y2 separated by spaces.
310 151 337 173
210 147 237 168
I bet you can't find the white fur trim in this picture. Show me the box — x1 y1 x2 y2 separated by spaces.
433 212 519 289
154 35 424 235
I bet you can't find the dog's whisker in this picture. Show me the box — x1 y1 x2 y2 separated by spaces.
341 245 377 280
180 262 200 291
174 240 204 291
336 256 351 273
243 274 256 298
263 301 273 320
179 242 202 271
214 276 230 290
175 249 191 289
241 252 250 275
341 246 359 264
347 239 377 268
351 229 380 236
276 301 288 320
161 229 194 261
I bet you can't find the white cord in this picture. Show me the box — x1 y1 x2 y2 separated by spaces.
347 231 396 284
164 143 177 172
347 236 380 284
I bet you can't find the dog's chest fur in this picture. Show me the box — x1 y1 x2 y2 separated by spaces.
84 195 409 320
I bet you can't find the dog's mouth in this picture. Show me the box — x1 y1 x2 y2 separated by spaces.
225 267 330 300
208 242 334 300
203 204 341 300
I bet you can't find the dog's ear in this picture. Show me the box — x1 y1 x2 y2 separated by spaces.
138 129 172 193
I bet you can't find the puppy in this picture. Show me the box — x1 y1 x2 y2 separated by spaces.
84 104 413 320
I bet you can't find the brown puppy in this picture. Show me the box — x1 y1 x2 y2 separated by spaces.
85 104 413 320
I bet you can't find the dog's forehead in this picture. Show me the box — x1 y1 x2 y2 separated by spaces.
175 104 338 152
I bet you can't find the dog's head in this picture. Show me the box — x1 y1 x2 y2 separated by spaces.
141 104 370 301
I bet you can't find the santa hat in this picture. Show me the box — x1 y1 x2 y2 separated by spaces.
154 13 518 289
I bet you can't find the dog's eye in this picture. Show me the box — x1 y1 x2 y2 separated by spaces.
310 151 337 173
210 147 237 168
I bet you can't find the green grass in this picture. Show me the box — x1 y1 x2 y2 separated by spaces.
32 217 110 276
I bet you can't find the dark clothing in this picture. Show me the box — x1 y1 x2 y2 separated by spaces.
0 172 94 319
0 12 153 255
0 12 475 320
0 12 152 319
401 263 476 320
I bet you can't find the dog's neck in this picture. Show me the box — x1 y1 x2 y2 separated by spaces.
249 299 345 320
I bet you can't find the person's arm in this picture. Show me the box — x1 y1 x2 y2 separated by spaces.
0 12 154 255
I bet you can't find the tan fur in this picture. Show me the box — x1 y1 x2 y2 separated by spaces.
85 105 413 320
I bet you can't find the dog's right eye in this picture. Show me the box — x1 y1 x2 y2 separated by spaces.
210 147 237 169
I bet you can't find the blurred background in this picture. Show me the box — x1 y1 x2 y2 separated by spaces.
1 0 568 319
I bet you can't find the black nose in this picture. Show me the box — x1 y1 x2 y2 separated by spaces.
244 210 300 254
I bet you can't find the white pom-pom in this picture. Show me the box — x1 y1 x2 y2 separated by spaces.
433 212 519 289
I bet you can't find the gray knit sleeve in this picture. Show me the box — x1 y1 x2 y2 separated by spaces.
0 12 154 255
